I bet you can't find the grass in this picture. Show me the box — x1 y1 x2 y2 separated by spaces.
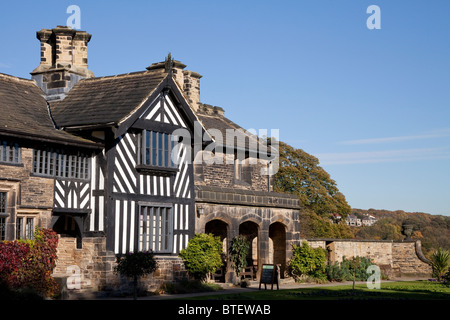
157 279 223 295
186 281 450 300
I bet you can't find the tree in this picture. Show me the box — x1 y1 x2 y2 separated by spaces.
115 251 157 300
300 209 354 239
179 233 223 281
274 141 351 218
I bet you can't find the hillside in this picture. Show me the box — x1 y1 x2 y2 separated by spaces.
351 208 450 257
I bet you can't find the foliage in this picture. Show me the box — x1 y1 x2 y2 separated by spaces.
288 241 327 281
326 256 375 289
430 247 450 281
353 208 450 257
299 209 354 239
179 233 223 281
115 250 157 299
229 235 250 277
274 141 351 218
0 228 59 298
115 250 157 279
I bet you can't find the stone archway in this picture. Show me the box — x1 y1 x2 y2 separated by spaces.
269 222 287 278
205 219 229 282
52 214 83 249
205 219 228 254
239 221 259 278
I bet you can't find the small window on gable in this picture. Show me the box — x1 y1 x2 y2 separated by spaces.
137 130 178 175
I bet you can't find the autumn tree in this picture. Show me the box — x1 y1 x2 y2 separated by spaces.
274 141 351 218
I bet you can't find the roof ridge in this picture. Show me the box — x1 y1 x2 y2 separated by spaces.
0 72 35 84
82 70 164 82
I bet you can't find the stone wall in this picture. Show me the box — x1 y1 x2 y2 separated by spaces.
194 152 271 192
53 236 187 295
391 241 431 278
0 147 54 240
304 239 432 279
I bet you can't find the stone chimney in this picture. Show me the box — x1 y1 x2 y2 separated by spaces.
31 26 94 101
146 55 202 111
183 70 202 112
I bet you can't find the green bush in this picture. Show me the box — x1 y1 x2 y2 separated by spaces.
288 241 327 281
179 233 223 281
326 256 375 282
229 235 250 277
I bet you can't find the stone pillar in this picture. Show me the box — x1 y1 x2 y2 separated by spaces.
225 219 240 283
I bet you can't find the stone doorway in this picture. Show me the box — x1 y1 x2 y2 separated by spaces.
269 222 287 278
52 214 83 249
205 219 228 282
239 221 259 280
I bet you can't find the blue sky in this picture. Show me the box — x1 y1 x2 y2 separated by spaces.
1 1 449 216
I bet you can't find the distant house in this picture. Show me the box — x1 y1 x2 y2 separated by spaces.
345 214 376 227
362 214 377 226
346 214 361 227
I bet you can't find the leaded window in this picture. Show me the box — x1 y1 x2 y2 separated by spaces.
138 204 173 253
0 192 6 240
0 140 21 164
25 218 34 240
0 218 5 241
0 192 6 215
140 131 176 168
16 217 23 240
16 217 35 240
33 149 90 180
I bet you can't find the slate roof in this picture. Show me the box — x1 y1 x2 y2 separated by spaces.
0 73 100 148
196 104 273 155
50 71 167 128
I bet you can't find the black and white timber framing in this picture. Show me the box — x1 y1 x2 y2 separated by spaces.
51 77 201 255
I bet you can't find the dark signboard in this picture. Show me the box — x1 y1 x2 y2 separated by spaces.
259 264 279 290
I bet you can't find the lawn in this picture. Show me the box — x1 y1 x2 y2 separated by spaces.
187 281 450 300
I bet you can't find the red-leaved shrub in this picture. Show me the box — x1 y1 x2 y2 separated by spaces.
0 228 59 297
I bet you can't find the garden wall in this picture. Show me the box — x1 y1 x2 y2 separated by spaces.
305 239 432 279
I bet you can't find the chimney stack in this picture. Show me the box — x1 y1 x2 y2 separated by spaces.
31 26 94 101
146 55 202 111
183 70 202 112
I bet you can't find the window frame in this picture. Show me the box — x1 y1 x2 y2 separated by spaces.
138 202 173 254
32 149 90 180
16 216 36 240
137 130 178 175
0 140 22 165
0 217 6 241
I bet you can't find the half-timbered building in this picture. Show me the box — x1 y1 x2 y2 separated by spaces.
0 26 301 292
